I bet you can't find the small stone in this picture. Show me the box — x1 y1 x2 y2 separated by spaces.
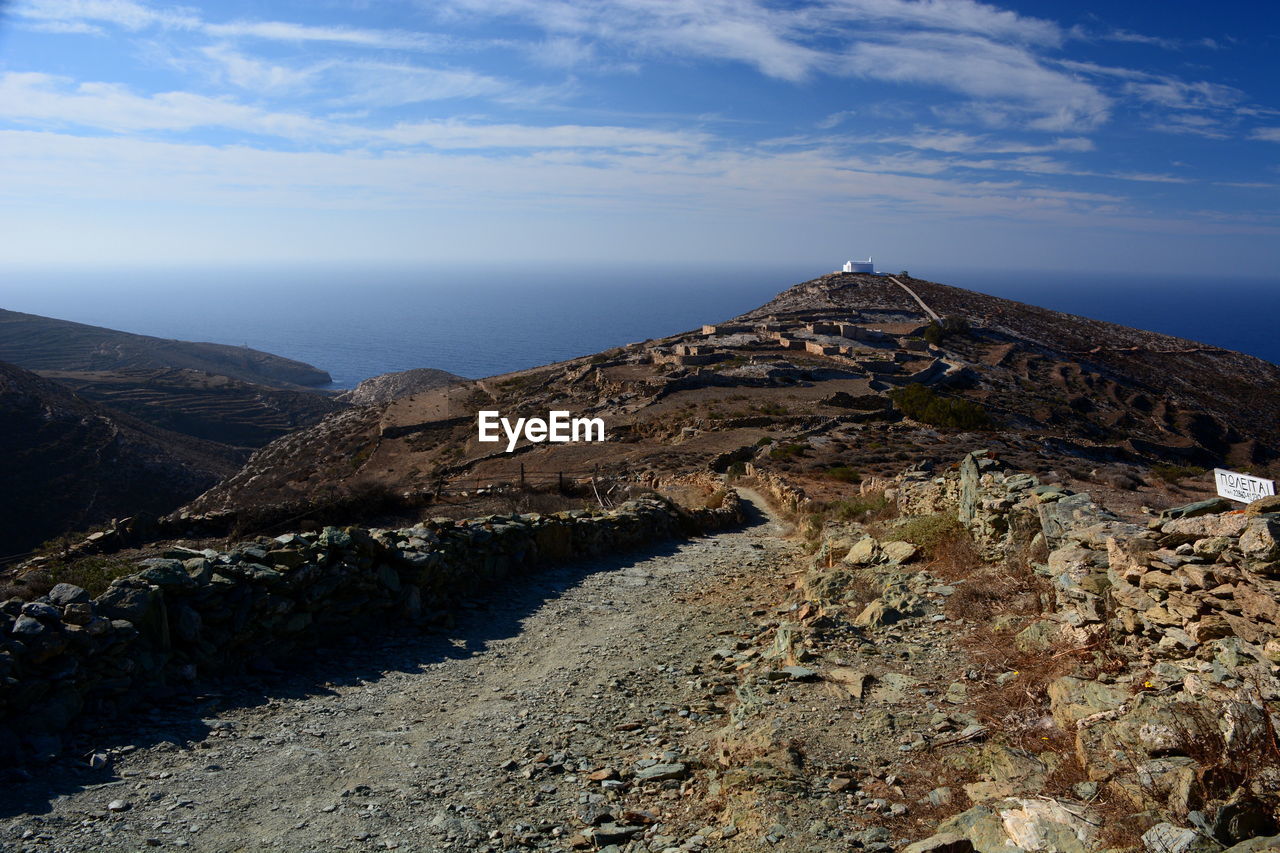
107 799 131 812
633 762 687 782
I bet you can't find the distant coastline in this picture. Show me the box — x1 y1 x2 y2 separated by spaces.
3 264 1277 388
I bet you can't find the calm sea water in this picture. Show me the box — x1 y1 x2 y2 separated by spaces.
2 264 1277 388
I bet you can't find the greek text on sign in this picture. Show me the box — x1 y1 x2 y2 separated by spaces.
1214 468 1276 503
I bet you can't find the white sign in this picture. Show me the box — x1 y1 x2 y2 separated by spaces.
1214 468 1275 504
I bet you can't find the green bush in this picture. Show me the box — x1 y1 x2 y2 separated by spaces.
1152 463 1207 484
46 556 139 597
831 494 892 521
888 383 992 429
769 443 807 461
755 436 775 446
891 513 968 554
824 465 862 483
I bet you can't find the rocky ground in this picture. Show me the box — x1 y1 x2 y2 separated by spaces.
0 492 819 852
9 465 1280 853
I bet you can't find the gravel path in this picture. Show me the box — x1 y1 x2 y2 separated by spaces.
2 492 794 853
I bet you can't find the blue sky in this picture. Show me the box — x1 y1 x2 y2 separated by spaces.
0 0 1277 274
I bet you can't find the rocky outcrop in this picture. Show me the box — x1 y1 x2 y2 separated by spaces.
0 494 742 765
337 367 466 407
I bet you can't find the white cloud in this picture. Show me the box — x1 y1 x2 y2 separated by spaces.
878 130 1094 154
13 0 200 31
201 20 452 52
816 110 857 130
1250 127 1280 143
0 72 703 150
1096 28 1180 50
13 0 454 51
1151 113 1230 139
0 127 1135 223
1124 79 1243 110
199 44 321 93
325 62 513 108
843 34 1110 131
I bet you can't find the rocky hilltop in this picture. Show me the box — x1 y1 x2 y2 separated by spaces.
337 366 467 407
181 271 1278 527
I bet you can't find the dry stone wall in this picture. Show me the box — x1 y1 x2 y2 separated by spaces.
897 452 1280 851
0 495 742 765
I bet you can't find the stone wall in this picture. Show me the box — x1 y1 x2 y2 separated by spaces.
897 452 1280 848
0 496 742 764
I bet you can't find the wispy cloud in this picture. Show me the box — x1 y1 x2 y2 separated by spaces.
0 72 703 151
13 0 455 51
1151 113 1231 139
876 130 1094 154
1249 127 1280 143
843 34 1110 131
1095 28 1181 50
1124 79 1243 110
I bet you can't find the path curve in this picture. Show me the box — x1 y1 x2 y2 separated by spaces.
2 491 795 853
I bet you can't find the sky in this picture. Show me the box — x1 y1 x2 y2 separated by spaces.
0 0 1277 275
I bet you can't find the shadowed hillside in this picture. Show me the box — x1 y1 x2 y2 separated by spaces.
0 361 245 556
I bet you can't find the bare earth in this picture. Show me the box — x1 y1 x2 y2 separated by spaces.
2 492 799 852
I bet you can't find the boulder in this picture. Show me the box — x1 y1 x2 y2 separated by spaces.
1162 514 1250 541
844 537 881 565
1241 518 1280 562
1047 676 1129 731
902 833 975 853
1246 496 1280 515
1141 823 1223 853
853 599 896 628
45 584 89 606
1161 498 1233 521
999 798 1094 853
881 540 919 564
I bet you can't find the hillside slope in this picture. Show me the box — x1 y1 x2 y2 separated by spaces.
0 361 244 555
182 272 1279 524
40 367 345 448
0 308 332 388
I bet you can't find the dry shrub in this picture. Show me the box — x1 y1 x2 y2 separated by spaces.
925 528 985 583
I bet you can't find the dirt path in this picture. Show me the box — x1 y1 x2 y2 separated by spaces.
885 276 940 323
2 492 798 853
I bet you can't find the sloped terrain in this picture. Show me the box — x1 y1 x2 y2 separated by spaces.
0 362 244 556
0 308 332 388
181 273 1278 528
39 368 345 448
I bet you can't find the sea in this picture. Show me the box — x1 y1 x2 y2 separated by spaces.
2 264 1277 389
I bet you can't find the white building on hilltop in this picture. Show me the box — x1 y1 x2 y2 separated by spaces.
842 257 874 273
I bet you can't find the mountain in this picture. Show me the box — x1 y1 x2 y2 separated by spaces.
0 361 244 556
0 308 332 388
182 272 1280 524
